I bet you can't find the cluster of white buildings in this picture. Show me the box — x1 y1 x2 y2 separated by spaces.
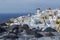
7 7 60 31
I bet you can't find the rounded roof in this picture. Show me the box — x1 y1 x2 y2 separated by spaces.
47 7 52 10
36 8 41 10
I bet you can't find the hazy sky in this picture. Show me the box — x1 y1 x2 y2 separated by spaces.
0 0 60 13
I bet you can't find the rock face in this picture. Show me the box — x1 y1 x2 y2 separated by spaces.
43 27 57 32
0 23 7 26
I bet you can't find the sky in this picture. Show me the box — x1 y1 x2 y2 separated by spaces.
0 0 60 13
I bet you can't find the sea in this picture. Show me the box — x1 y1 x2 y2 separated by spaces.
0 13 28 24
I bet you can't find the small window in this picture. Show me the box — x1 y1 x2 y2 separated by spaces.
45 16 48 19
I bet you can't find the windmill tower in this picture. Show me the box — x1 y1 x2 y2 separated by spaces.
36 8 42 14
